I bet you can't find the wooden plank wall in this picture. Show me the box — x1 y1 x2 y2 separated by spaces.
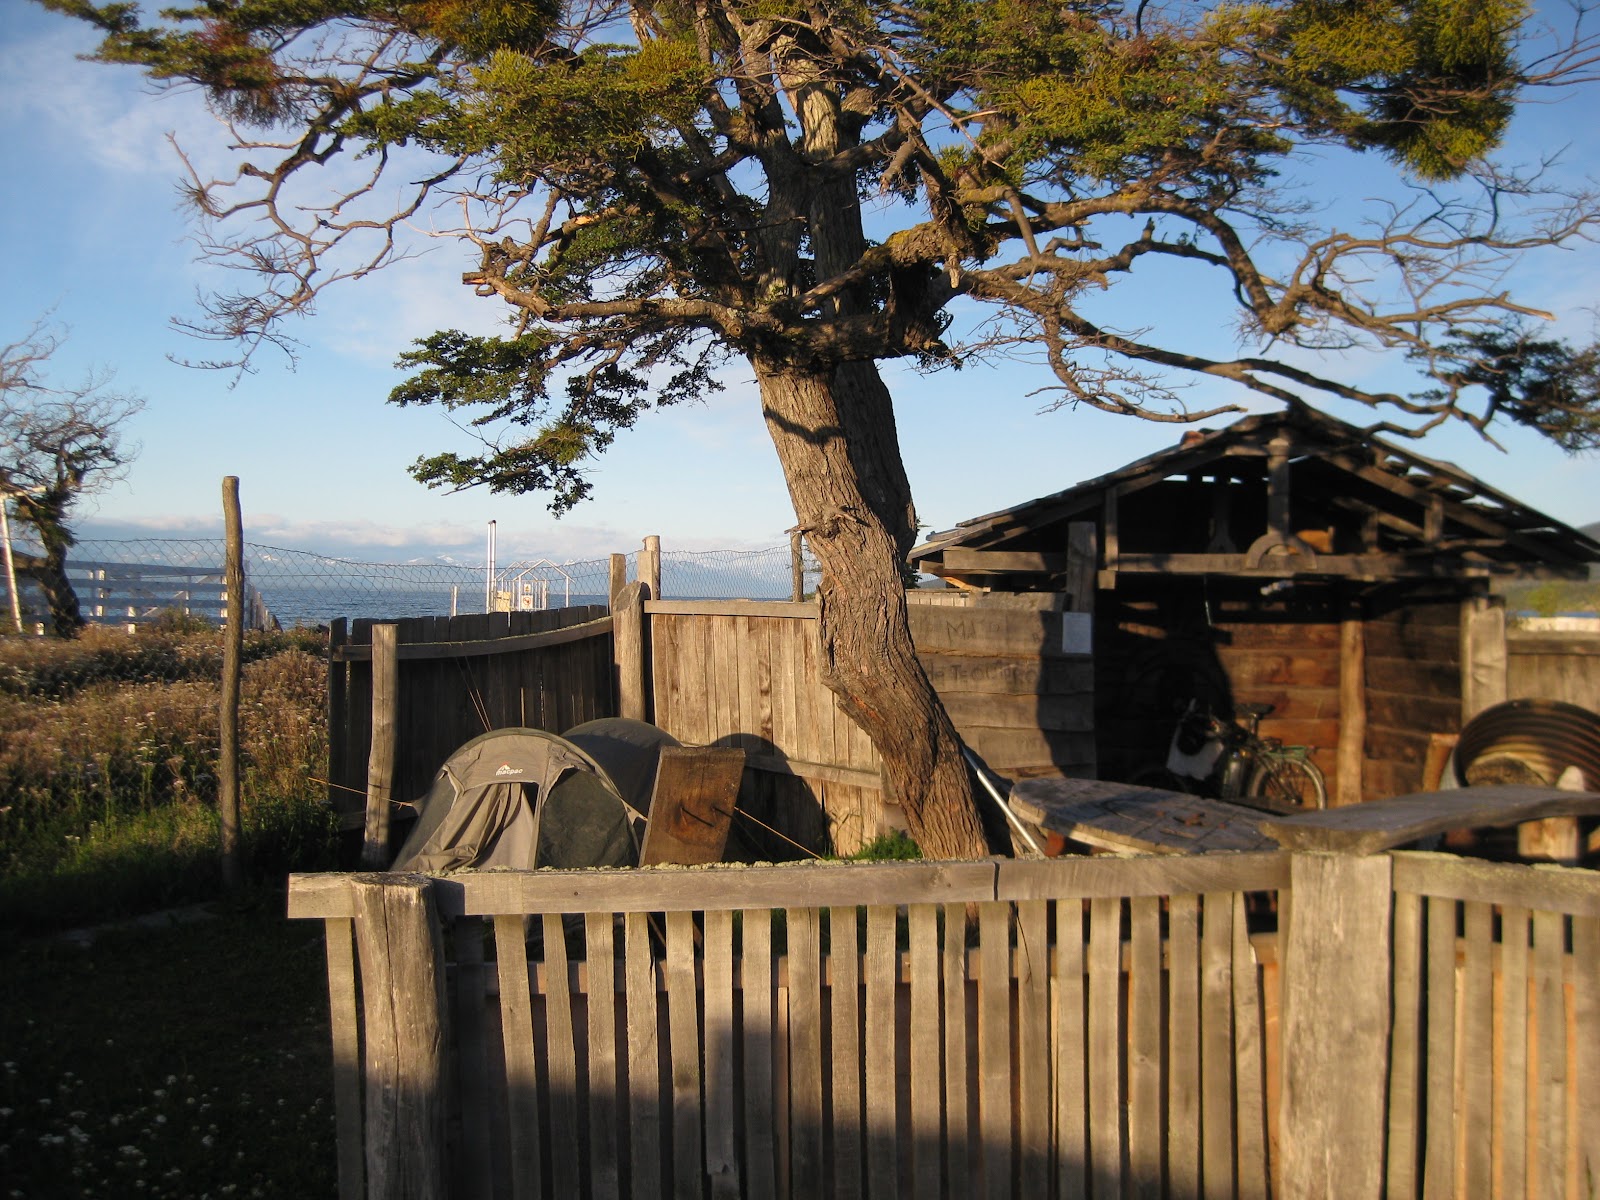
1363 599 1461 802
1507 630 1600 713
290 852 1288 1200
646 595 1095 856
1095 580 1343 795
327 606 614 825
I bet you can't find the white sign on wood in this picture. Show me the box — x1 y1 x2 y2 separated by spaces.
1061 612 1093 656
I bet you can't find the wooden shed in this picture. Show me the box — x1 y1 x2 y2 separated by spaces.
912 408 1600 805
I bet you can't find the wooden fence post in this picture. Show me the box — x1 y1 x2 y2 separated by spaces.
350 874 448 1200
614 580 648 721
609 552 628 609
361 623 399 868
641 534 662 601
1279 851 1393 1199
219 476 244 891
790 530 805 602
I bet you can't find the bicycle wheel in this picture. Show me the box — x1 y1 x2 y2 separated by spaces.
1246 756 1327 811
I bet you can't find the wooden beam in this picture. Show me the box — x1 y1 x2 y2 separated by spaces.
1258 784 1600 855
1110 552 1495 579
333 614 614 661
1066 522 1097 614
645 599 819 619
940 548 1070 574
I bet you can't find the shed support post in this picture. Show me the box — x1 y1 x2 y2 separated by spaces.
1336 593 1367 807
1279 851 1393 1200
1460 593 1507 722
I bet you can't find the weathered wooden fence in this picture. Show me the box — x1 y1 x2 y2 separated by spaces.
631 591 1095 855
326 608 615 827
287 842 1598 1200
1507 628 1600 714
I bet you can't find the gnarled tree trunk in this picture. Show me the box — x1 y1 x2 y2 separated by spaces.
755 360 992 861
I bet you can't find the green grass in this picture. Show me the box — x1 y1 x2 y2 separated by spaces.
0 894 337 1199
0 624 343 1197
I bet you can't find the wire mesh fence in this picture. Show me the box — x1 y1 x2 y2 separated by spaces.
0 538 823 630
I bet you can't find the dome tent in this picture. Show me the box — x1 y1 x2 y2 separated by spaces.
392 721 680 873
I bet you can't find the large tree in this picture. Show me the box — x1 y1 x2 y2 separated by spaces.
43 0 1600 856
0 322 143 637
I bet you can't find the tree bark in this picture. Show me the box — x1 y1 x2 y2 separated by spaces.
754 361 992 861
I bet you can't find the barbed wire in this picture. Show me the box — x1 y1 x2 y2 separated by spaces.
1 538 822 629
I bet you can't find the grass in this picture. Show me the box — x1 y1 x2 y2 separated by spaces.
0 621 342 1197
0 895 336 1199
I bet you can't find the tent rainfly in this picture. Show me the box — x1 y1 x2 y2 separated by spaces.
391 720 680 872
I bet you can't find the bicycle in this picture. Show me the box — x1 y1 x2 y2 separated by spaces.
1133 698 1328 813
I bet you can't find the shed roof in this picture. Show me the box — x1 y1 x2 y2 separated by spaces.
913 407 1600 588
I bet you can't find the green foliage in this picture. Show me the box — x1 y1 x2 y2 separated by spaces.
1417 324 1600 452
0 630 333 932
846 830 922 861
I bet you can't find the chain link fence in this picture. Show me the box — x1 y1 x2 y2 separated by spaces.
0 538 823 630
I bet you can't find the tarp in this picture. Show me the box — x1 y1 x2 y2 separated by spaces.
391 723 674 873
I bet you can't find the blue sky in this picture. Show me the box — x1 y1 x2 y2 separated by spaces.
2 2 1597 566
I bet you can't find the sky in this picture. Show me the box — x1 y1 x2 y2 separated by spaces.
1 2 1598 568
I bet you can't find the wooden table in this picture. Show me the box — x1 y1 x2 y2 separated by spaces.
1009 776 1278 856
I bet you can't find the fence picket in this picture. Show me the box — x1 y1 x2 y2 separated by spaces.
1016 899 1051 1198
829 906 864 1200
624 912 662 1200
1461 901 1494 1197
1055 897 1088 1200
1499 906 1529 1200
585 913 622 1200
493 914 543 1200
1127 895 1162 1200
978 901 1013 1199
1166 895 1201 1200
907 904 941 1198
786 906 824 1197
1532 909 1566 1200
1386 890 1423 1200
942 902 971 1198
1423 897 1458 1200
701 909 740 1200
740 909 778 1199
1200 893 1235 1200
864 905 899 1200
1230 893 1269 1200
664 910 703 1199
1087 896 1122 1200
540 914 581 1199
1573 916 1599 1199
453 918 494 1200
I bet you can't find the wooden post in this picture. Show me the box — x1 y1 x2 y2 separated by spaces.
1336 594 1367 807
640 534 662 601
613 580 648 721
790 530 805 603
1279 851 1393 1199
326 618 348 814
362 623 399 868
219 476 244 891
609 552 628 609
1066 521 1096 614
350 874 449 1200
1459 593 1507 722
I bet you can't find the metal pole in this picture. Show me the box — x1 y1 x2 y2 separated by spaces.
0 498 22 633
485 520 496 612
